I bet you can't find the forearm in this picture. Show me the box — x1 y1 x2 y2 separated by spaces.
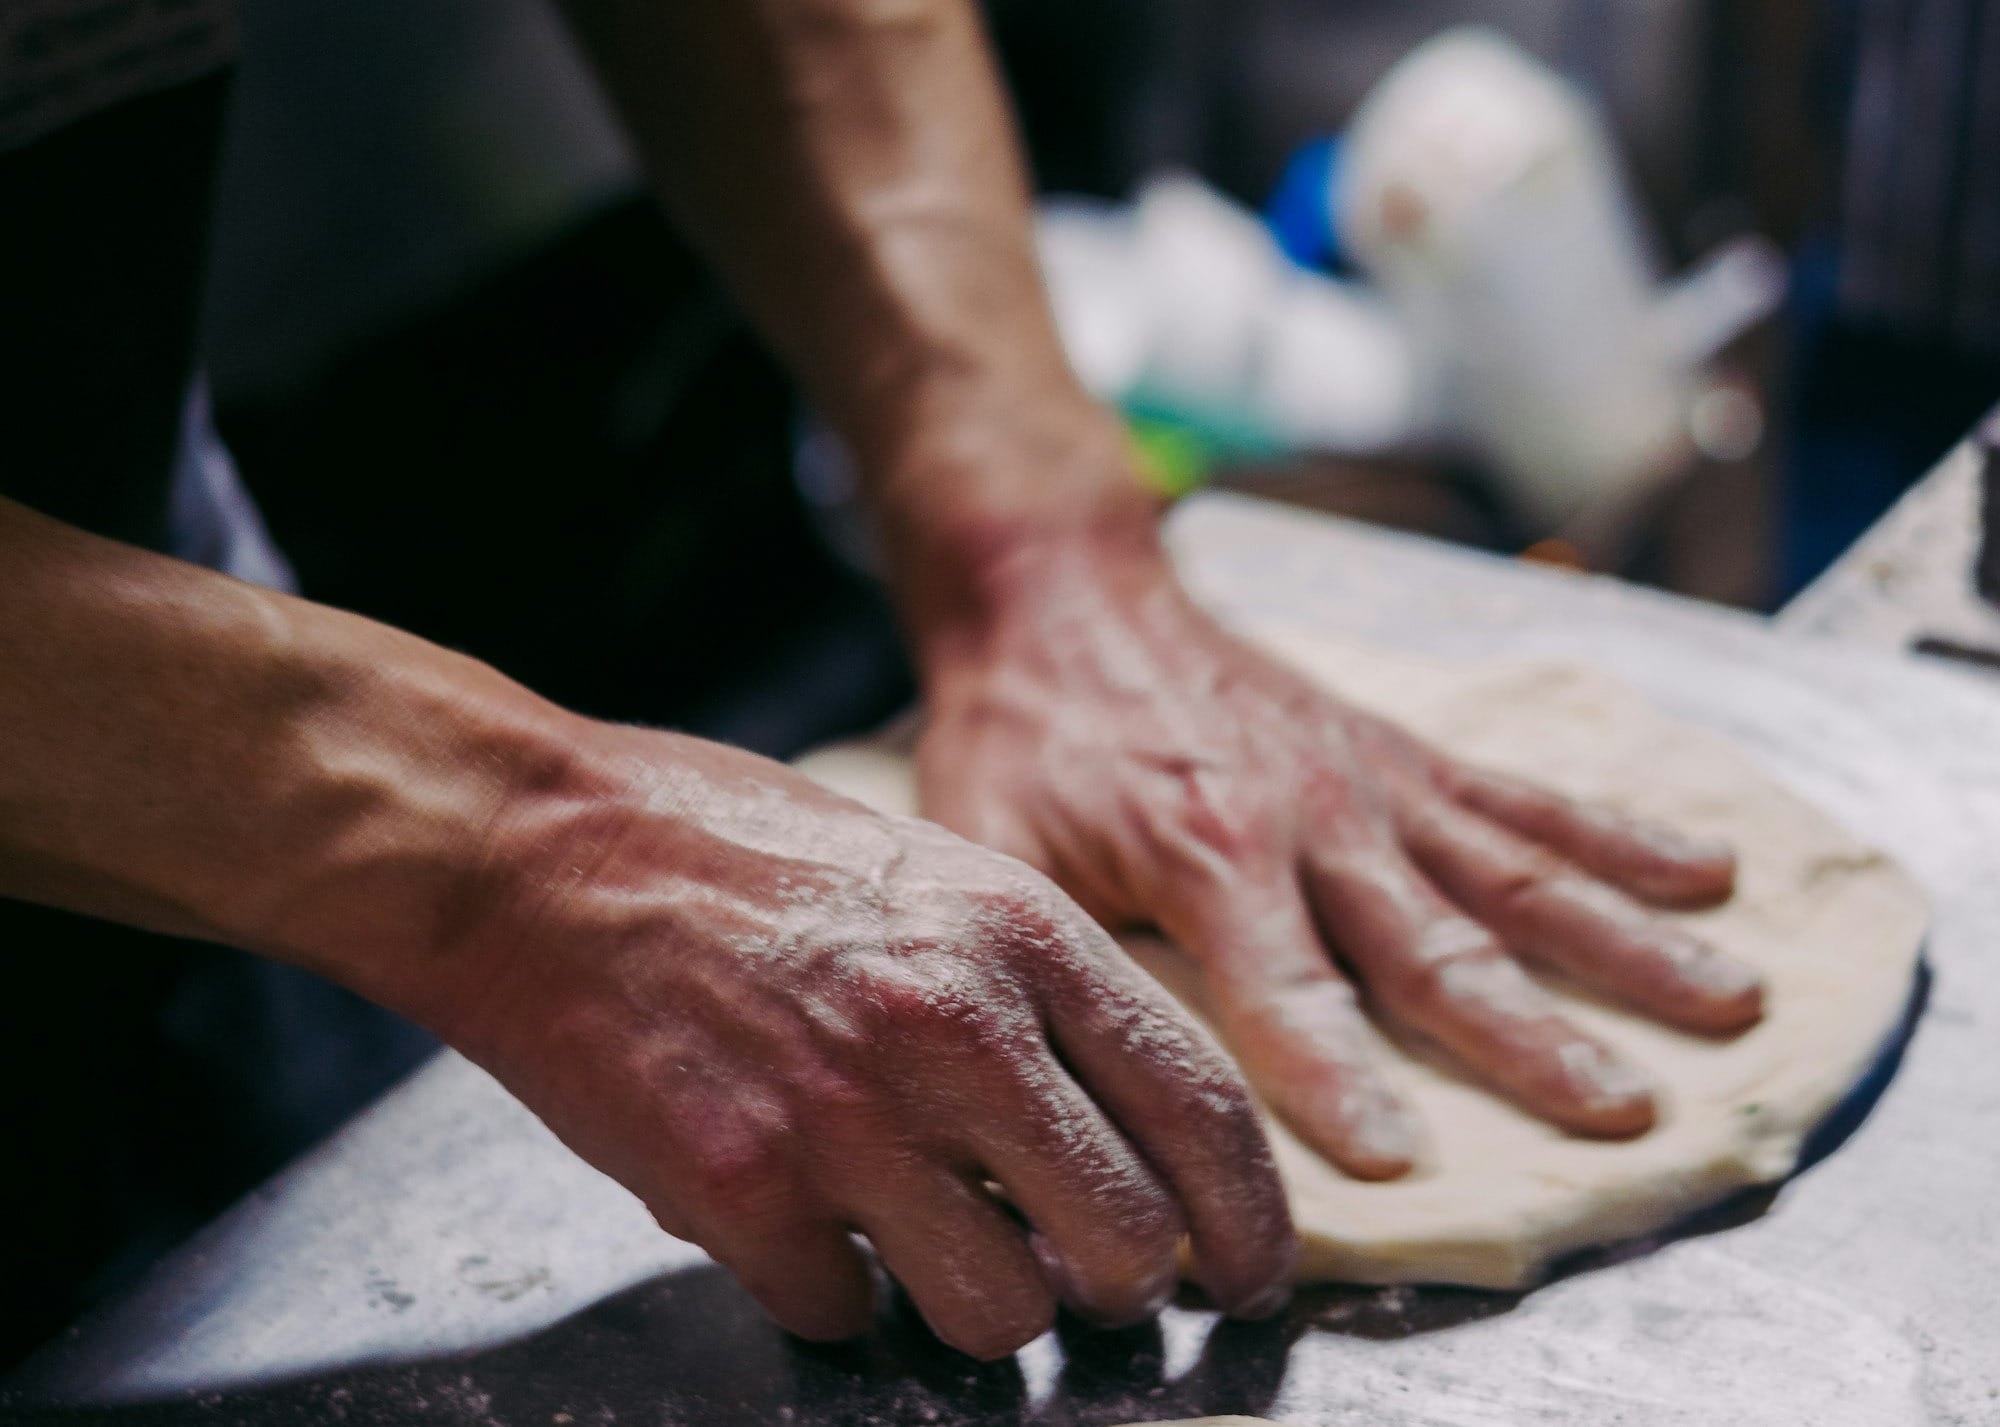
0 497 579 1023
556 0 1164 652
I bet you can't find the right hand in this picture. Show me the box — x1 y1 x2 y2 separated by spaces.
414 725 1296 1359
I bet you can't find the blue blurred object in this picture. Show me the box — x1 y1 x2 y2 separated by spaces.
1263 134 1347 273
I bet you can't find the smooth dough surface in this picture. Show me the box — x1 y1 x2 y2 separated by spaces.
795 630 1927 1290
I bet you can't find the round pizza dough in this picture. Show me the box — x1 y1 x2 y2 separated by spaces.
795 630 1927 1290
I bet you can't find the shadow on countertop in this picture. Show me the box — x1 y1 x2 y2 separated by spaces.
6 959 1930 1426
5 1260 1306 1427
5 898 1929 1427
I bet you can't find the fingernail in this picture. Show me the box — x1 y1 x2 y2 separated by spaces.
1560 1041 1655 1109
1687 949 1762 999
1640 826 1731 863
1355 1102 1423 1168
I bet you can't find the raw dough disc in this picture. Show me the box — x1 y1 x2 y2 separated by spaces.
795 630 1927 1290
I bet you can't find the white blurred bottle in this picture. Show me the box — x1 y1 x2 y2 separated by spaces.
1037 177 1427 461
1339 27 1782 526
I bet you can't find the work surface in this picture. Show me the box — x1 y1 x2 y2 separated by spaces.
12 494 2000 1426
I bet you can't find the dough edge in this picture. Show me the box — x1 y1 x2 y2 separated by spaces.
795 631 1928 1291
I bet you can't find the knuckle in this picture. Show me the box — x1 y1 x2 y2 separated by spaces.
1427 753 1480 801
801 968 901 1064
1492 862 1562 914
853 958 955 1026
1308 844 1411 925
1398 921 1502 1011
972 873 1073 947
789 1053 880 1120
976 882 1119 986
855 956 1024 1057
684 1113 796 1212
1397 796 1456 850
1178 789 1275 867
1303 758 1390 831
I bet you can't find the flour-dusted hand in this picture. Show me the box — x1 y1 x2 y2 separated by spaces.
0 503 1292 1359
916 538 1764 1180
416 728 1294 1357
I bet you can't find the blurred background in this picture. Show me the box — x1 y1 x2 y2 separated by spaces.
191 0 2000 699
199 0 1999 683
16 0 2000 1371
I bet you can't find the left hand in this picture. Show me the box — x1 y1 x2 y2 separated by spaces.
915 534 1763 1180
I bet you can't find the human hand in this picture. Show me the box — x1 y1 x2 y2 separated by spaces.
414 725 1295 1358
0 496 1293 1355
916 538 1763 1180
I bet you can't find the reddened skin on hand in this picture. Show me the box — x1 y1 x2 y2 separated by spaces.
914 539 1759 1179
421 727 1296 1355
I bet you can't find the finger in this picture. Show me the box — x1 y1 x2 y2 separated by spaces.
1445 765 1735 909
964 1049 1183 1327
1034 922 1298 1320
696 1215 876 1343
1402 797 1763 1034
853 1171 1055 1361
1305 840 1657 1138
1169 879 1421 1181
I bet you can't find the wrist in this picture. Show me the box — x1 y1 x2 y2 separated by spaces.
226 620 592 1032
0 506 596 1036
905 502 1182 700
873 395 1173 670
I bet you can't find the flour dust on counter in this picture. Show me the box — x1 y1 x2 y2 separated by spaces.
796 626 1928 1291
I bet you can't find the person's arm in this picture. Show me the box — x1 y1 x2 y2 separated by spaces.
558 0 1765 1178
0 496 545 990
552 0 1146 621
0 496 1295 1349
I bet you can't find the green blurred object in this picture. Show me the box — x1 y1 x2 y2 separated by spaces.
1127 410 1273 498
1127 416 1211 498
